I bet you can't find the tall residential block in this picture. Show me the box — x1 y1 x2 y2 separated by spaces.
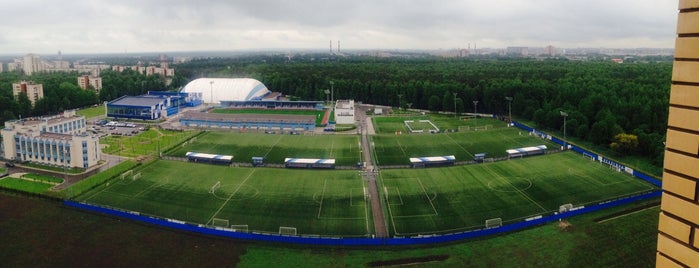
656 0 699 266
77 75 103 91
12 81 44 106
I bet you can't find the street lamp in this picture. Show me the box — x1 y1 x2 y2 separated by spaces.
505 96 513 124
209 80 214 106
473 100 479 116
397 94 403 110
324 89 330 104
560 111 568 149
330 81 334 104
453 92 458 117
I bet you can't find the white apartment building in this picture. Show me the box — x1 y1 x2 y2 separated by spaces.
12 81 44 106
0 110 100 169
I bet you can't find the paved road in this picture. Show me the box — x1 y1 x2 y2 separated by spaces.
356 105 387 238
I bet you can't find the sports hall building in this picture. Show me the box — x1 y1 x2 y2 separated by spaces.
656 1 699 266
106 91 202 120
0 110 100 169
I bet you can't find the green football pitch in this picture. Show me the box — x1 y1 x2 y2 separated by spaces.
166 131 361 166
77 160 371 236
379 151 656 236
76 115 658 238
371 124 549 165
76 152 655 237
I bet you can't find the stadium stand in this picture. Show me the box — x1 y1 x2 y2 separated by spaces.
506 145 547 159
284 158 336 169
409 155 456 168
179 111 316 131
185 152 233 165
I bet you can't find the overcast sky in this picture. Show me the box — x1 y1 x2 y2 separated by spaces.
0 0 678 55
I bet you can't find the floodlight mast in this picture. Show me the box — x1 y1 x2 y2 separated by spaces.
560 111 568 149
453 92 458 117
505 96 513 124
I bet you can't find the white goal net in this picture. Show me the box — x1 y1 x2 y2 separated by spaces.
279 226 297 236
120 170 133 180
559 203 574 213
485 218 502 229
132 172 142 180
231 224 248 232
209 181 221 194
211 218 229 228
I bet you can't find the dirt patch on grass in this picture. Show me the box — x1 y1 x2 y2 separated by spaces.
557 220 573 232
593 201 660 223
367 254 449 267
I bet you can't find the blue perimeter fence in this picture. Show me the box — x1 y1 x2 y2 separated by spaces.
63 121 663 246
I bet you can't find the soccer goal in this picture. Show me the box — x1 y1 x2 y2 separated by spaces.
583 152 596 161
458 126 471 131
279 226 297 236
211 218 229 228
559 203 574 213
120 170 133 180
231 224 248 232
132 172 142 180
485 218 503 229
209 181 221 194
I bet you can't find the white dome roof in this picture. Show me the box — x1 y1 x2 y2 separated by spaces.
181 78 270 104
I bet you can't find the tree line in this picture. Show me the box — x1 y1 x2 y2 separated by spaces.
0 69 174 123
178 55 671 165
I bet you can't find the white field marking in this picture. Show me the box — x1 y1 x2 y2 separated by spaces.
363 179 371 236
207 169 257 225
416 177 439 216
317 179 327 219
262 135 284 158
596 205 659 224
329 140 335 158
482 164 548 212
444 134 474 158
396 139 407 156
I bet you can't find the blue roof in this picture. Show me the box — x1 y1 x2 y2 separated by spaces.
109 96 166 107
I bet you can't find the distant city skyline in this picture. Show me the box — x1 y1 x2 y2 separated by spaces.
0 0 676 54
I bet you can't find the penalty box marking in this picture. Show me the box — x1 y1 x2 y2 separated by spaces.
383 177 438 217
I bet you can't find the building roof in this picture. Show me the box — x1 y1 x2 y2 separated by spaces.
109 96 166 107
180 78 270 104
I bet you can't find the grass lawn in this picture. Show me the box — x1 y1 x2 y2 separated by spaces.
77 160 370 236
372 126 553 165
379 152 656 235
0 177 54 193
212 108 327 126
166 131 361 166
76 105 106 119
101 128 199 157
22 174 64 184
0 192 659 267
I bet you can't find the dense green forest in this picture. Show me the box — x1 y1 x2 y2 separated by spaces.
0 55 671 167
0 69 172 122
179 56 671 166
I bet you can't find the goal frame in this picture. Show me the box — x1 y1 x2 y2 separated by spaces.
230 224 248 232
209 181 221 194
559 203 574 213
211 218 230 228
485 218 502 229
279 226 297 236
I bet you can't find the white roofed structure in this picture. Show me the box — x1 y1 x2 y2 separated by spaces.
181 78 270 105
